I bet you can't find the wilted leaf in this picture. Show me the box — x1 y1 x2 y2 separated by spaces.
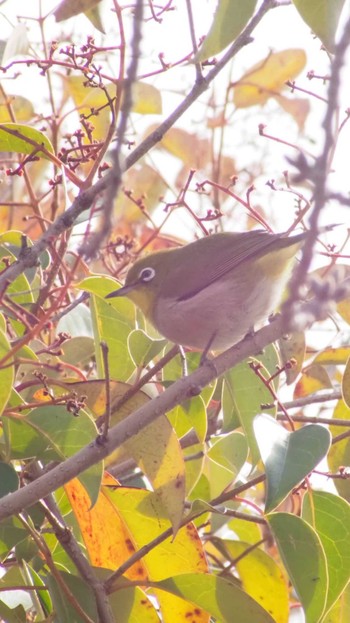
233 49 307 108
274 94 310 130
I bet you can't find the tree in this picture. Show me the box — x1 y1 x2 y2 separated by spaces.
0 0 349 621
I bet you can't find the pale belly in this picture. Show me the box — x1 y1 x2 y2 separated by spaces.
153 272 290 350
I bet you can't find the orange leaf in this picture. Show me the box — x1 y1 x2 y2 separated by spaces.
65 474 148 579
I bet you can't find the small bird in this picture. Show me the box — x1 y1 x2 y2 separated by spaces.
105 230 306 351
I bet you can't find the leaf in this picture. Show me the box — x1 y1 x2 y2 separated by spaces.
342 356 350 408
104 485 209 622
302 491 350 615
65 475 148 578
210 539 289 623
2 24 29 63
4 405 102 506
132 82 162 115
114 163 167 225
0 123 54 159
274 94 310 130
153 573 275 623
323 583 350 623
233 49 307 108
0 602 26 623
292 0 346 52
46 571 98 623
254 414 331 512
294 363 333 398
128 329 166 367
328 400 350 502
222 355 277 463
63 76 162 140
54 0 102 21
0 328 14 416
278 331 305 385
0 94 34 123
85 4 105 33
204 432 248 498
268 512 328 623
0 463 19 498
314 346 350 365
65 379 186 534
195 0 258 62
77 276 136 381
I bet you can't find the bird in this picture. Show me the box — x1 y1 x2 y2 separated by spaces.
105 230 306 351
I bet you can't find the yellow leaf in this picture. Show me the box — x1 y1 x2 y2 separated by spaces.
62 378 186 534
233 49 307 108
294 363 332 398
132 82 162 115
65 475 148 578
0 94 34 123
105 485 209 622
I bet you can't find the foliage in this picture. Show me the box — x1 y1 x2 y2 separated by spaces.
0 1 349 622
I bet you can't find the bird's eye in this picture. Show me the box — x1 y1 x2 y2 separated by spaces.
139 267 155 282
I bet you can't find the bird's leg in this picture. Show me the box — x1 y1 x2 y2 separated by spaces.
179 344 188 376
199 330 217 366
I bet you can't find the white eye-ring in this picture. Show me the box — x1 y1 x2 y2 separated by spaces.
139 267 155 282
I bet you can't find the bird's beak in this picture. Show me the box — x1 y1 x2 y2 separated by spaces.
105 283 137 299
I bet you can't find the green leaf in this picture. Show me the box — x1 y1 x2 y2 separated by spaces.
128 329 166 367
302 491 350 615
268 512 328 623
154 573 275 623
85 5 105 33
0 123 54 158
0 518 27 558
222 355 276 463
4 405 102 506
77 276 136 381
0 463 19 497
54 0 102 22
46 571 98 623
0 602 26 623
196 0 257 62
292 0 346 52
254 415 331 512
0 328 14 416
205 432 248 498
